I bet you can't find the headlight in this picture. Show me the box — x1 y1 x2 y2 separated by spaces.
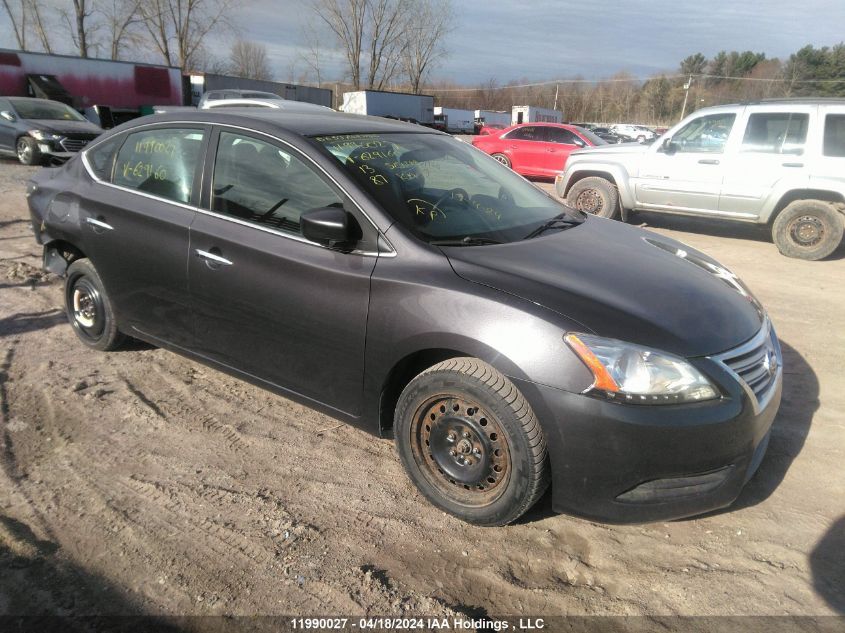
565 333 719 404
29 130 63 141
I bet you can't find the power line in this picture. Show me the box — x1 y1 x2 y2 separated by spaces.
431 72 845 92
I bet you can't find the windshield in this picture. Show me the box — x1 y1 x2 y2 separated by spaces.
12 100 86 121
313 132 582 244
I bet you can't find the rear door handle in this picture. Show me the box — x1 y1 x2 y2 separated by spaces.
85 217 114 231
698 159 720 165
195 249 233 266
782 162 804 168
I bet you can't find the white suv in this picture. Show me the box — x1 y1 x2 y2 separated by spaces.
557 99 845 260
609 124 656 143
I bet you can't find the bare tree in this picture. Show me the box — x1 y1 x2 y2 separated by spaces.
98 0 145 60
1 0 28 49
59 0 98 57
138 0 234 70
402 0 453 94
310 0 409 90
230 39 272 80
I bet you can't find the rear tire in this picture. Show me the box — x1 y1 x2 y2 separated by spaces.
490 153 511 169
566 176 620 219
394 357 549 526
65 259 124 351
772 200 844 261
16 136 42 166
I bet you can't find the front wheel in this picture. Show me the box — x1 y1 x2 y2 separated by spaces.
772 200 844 260
16 136 42 166
394 358 549 526
566 176 620 219
65 259 124 351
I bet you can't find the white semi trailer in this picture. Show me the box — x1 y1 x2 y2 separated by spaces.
474 110 511 129
433 107 475 133
511 105 563 124
341 90 434 125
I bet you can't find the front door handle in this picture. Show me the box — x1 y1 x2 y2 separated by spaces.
782 162 804 168
85 217 114 231
698 159 720 165
195 249 233 266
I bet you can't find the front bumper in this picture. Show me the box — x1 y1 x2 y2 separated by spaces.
513 354 782 523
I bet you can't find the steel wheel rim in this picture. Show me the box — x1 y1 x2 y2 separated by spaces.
575 189 604 214
410 395 510 507
788 215 824 247
70 278 105 338
17 139 31 163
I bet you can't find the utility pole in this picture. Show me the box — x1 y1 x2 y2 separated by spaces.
680 75 693 120
553 83 559 111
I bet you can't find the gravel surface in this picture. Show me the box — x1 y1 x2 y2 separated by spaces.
0 158 843 618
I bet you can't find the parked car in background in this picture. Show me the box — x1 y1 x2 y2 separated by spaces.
610 124 657 143
27 109 781 526
591 127 624 144
472 122 606 178
476 123 508 136
557 99 845 260
0 97 102 165
200 98 332 113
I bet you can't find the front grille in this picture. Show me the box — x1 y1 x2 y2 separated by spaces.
60 138 91 152
713 320 781 411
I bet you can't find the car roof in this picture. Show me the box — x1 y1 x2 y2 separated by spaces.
124 109 442 138
7 96 63 104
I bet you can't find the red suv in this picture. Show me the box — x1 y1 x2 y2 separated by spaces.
471 123 606 178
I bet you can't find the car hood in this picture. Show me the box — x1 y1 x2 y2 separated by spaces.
443 217 764 358
571 143 649 158
23 118 102 136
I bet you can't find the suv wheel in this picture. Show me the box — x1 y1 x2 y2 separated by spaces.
65 259 125 351
772 200 844 261
394 358 549 526
566 176 620 219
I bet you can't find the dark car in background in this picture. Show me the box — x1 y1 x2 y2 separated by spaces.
27 110 781 526
591 126 624 144
0 97 103 165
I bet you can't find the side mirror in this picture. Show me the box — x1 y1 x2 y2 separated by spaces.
0 111 16 122
661 137 678 154
571 137 586 148
300 206 360 247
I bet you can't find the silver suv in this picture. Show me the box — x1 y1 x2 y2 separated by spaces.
557 99 845 260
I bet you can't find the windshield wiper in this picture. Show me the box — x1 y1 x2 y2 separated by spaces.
522 213 583 240
429 236 504 246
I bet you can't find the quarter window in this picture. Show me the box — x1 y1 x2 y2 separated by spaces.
86 135 122 180
211 131 342 235
112 127 205 204
671 113 736 153
741 112 808 155
823 114 845 157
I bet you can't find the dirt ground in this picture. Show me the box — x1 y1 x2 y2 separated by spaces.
0 159 843 621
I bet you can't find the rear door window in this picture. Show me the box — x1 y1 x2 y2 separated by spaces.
504 126 542 141
741 112 809 155
112 127 205 204
823 114 845 157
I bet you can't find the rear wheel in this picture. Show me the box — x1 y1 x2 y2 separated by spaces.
65 259 124 351
394 358 549 526
16 136 42 166
490 153 511 169
772 200 844 261
566 176 620 219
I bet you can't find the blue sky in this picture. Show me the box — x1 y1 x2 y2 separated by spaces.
3 0 844 83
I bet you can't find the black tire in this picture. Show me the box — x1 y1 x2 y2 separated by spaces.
394 357 549 526
16 136 42 166
772 200 844 261
64 259 124 351
566 176 620 219
490 153 511 169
